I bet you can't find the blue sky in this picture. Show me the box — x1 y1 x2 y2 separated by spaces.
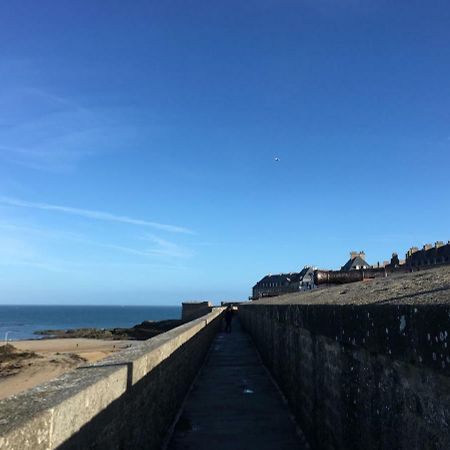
0 1 449 304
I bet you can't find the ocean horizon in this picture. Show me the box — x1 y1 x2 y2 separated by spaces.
0 304 182 341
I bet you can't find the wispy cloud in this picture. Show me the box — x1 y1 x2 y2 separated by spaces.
0 87 90 170
83 240 191 259
0 144 93 171
0 236 65 272
0 87 149 171
0 221 192 274
21 87 89 113
139 234 194 258
0 220 83 240
0 219 193 260
0 196 193 234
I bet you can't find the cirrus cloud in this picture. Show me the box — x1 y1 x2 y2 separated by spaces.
0 196 194 234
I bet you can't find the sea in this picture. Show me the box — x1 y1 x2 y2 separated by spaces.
0 305 182 341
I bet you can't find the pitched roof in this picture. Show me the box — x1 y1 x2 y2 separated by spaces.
254 272 301 286
341 256 370 271
298 267 314 278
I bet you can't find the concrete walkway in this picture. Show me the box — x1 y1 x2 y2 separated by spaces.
167 320 307 450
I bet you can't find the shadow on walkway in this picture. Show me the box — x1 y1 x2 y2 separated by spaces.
167 319 308 450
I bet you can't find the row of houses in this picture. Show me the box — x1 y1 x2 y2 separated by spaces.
252 251 373 299
371 241 450 270
252 252 373 299
251 241 450 299
405 241 450 268
252 267 315 299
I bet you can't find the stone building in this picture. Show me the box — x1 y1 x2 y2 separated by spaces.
341 251 370 271
385 252 406 270
298 266 315 290
252 267 316 299
252 273 301 299
406 241 450 268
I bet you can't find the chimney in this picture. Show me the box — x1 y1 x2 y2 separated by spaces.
350 251 366 260
435 241 444 249
406 247 419 259
423 243 433 251
391 253 400 266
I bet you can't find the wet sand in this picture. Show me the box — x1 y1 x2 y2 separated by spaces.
0 338 133 400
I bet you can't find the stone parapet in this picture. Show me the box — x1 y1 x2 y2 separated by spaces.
0 308 224 450
239 268 450 450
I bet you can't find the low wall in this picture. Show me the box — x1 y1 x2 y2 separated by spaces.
181 301 213 321
239 270 450 450
0 308 223 450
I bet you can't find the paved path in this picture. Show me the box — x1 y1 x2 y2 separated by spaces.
167 320 307 450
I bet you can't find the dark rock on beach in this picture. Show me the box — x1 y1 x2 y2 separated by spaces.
34 319 183 341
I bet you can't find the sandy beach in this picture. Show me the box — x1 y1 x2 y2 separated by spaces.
0 338 133 400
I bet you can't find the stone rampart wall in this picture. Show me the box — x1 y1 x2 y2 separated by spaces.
239 303 450 450
181 301 213 321
0 309 223 450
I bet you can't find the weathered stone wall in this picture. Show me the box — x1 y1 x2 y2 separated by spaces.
239 269 450 450
0 309 223 450
181 301 213 321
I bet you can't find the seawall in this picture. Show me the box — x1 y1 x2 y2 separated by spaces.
240 267 450 450
0 308 223 450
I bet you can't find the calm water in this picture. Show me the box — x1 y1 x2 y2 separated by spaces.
0 305 181 341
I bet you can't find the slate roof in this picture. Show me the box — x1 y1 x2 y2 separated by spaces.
341 256 370 271
254 272 301 287
298 267 314 279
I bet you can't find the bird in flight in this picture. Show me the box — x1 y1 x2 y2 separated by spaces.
274 157 280 162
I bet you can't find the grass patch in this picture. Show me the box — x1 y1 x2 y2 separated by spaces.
0 344 40 363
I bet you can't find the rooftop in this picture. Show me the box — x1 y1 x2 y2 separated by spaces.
248 266 450 306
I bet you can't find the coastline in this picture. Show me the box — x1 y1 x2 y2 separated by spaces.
32 318 183 340
0 304 182 341
0 338 134 400
0 313 185 400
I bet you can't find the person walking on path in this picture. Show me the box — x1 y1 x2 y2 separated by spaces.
224 305 234 333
